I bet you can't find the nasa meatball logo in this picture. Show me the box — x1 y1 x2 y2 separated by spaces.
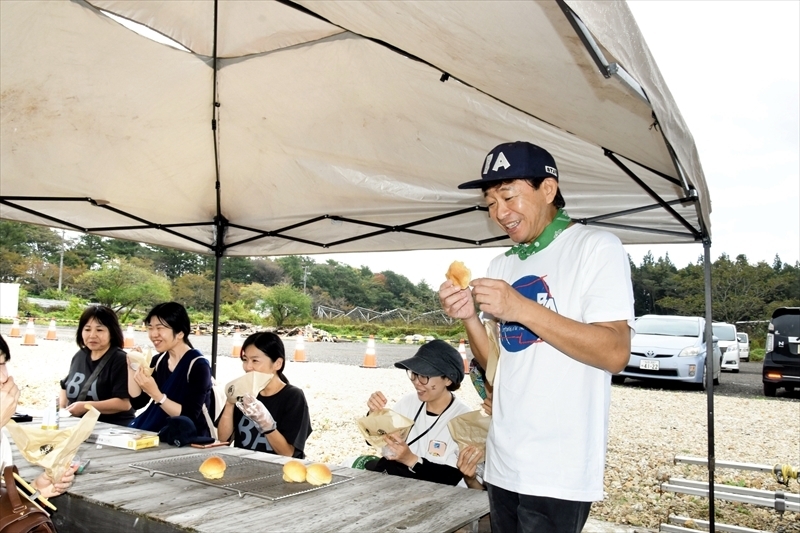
500 274 557 352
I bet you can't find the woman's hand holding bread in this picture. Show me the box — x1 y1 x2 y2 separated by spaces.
366 391 387 414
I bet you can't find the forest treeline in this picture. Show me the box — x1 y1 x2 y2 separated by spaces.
0 221 797 335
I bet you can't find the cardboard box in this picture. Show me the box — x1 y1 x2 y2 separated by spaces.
88 428 160 450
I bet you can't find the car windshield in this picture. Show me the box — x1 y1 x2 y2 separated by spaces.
737 333 747 343
712 324 736 341
635 317 699 337
773 314 800 337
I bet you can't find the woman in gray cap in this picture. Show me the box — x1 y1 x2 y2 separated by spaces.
364 339 476 486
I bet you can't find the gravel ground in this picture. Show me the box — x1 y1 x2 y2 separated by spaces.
2 327 798 532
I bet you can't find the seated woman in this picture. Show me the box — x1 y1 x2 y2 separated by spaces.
59 305 134 426
127 302 212 436
365 339 474 486
1 334 76 497
217 332 311 459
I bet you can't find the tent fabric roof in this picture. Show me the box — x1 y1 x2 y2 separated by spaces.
0 0 710 256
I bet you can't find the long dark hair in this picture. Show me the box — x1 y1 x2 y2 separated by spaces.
0 334 9 361
241 332 289 385
76 305 124 350
144 302 193 349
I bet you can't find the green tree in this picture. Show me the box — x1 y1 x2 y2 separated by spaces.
172 273 215 311
74 258 171 321
238 283 271 308
261 284 312 327
0 220 62 260
145 246 211 280
251 259 285 286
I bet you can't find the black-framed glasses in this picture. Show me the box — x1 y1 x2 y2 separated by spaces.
406 370 430 385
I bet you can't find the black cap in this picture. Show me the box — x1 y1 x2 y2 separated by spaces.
394 339 464 384
158 416 214 447
458 141 558 189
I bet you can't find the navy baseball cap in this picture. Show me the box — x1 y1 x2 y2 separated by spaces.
158 416 214 447
458 141 558 189
394 339 464 385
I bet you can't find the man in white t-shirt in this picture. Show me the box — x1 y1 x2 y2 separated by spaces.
439 141 634 533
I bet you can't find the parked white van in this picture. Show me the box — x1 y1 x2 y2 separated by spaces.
713 322 740 372
737 332 750 362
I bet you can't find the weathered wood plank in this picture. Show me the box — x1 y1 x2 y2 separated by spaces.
9 422 489 533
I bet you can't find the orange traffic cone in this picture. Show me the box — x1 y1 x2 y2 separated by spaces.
231 332 243 358
458 339 469 374
361 335 377 368
8 317 21 338
45 318 58 340
293 334 308 362
123 325 135 349
21 318 37 346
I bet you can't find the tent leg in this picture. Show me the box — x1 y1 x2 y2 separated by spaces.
210 252 222 378
703 239 715 531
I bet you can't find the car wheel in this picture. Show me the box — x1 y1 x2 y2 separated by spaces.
611 375 626 385
713 374 720 386
744 356 750 362
763 382 777 397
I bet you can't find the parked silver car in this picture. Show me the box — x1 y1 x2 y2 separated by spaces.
737 332 750 361
612 315 722 389
713 322 740 373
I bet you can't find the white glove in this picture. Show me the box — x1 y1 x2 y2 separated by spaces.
236 393 276 434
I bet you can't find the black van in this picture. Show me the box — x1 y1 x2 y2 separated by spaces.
762 307 800 396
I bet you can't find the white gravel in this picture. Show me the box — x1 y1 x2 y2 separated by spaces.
4 336 798 532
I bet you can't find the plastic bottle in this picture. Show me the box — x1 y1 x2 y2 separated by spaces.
41 393 60 430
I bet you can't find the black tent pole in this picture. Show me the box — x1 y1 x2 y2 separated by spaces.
703 239 716 530
210 245 223 378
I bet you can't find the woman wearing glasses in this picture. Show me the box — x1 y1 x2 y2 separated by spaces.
364 340 477 487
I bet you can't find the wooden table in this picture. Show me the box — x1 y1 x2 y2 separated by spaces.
9 422 489 533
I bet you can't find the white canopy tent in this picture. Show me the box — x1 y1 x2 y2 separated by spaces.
1 1 719 525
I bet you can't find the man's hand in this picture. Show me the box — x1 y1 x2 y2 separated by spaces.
366 391 387 414
236 393 276 434
470 278 526 324
439 280 478 321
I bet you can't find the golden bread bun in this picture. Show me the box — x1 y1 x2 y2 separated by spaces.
306 463 333 486
282 460 307 483
445 261 471 290
199 455 226 480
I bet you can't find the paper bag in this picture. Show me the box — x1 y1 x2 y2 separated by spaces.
5 406 100 483
128 347 154 376
356 409 414 448
447 409 491 453
224 372 273 403
484 319 500 386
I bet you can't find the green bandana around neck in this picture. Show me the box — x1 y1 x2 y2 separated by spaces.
505 208 571 260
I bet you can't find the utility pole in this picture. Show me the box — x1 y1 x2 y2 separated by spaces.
57 230 65 293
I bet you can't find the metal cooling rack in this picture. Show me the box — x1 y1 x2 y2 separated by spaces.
129 453 352 501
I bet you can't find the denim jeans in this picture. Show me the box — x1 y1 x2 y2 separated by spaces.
486 483 592 533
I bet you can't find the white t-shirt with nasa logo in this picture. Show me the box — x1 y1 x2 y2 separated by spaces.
483 224 635 501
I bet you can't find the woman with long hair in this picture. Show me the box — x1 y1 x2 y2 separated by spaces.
59 305 134 426
217 332 311 458
127 302 212 436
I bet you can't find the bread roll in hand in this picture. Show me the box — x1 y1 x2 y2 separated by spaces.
199 456 226 480
282 460 307 483
445 261 471 290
